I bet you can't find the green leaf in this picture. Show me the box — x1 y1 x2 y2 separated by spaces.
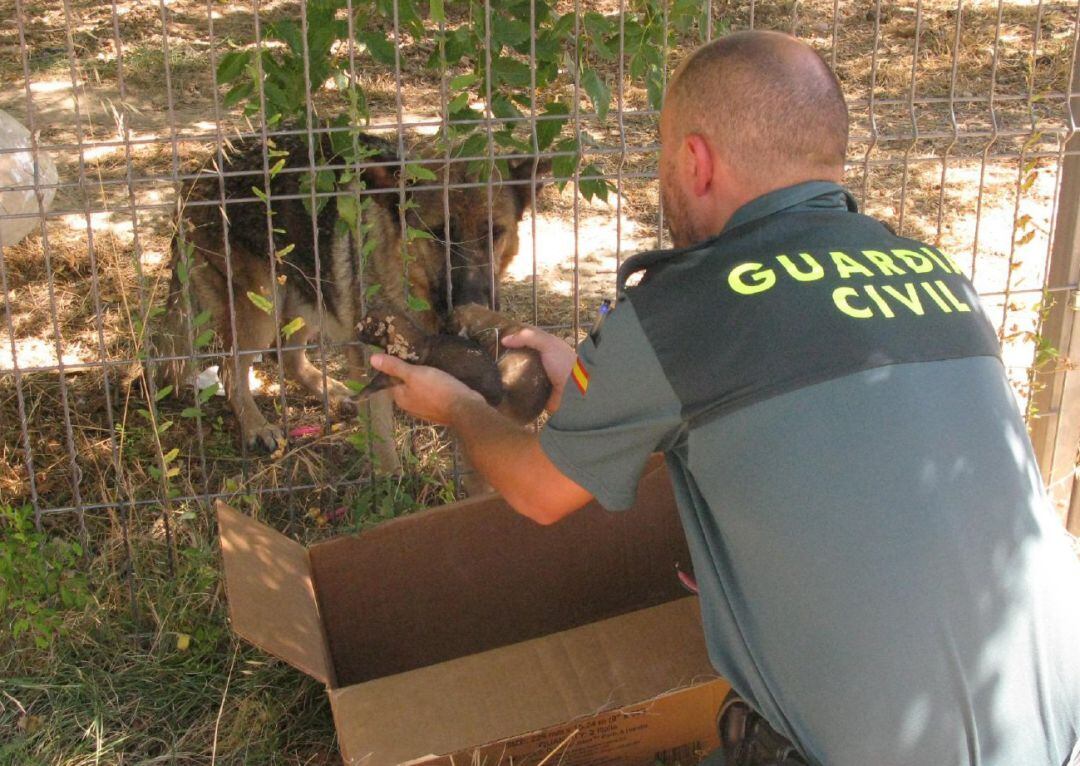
581 69 611 122
198 382 220 404
268 19 303 55
492 18 531 49
456 132 489 161
406 294 431 312
405 163 438 182
579 164 611 203
317 169 337 192
276 242 295 259
430 0 445 23
162 447 180 465
406 226 434 242
246 291 274 314
450 72 480 91
646 69 665 111
181 407 203 419
583 11 612 38
281 316 306 340
492 56 531 88
252 186 269 204
338 194 359 231
358 31 397 67
491 94 522 122
536 102 569 150
345 379 367 393
222 80 254 109
216 50 252 84
193 309 212 328
268 157 287 179
154 385 173 402
552 137 578 180
194 329 215 349
494 130 531 152
447 91 471 115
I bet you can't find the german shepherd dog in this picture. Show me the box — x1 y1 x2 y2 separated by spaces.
154 131 549 472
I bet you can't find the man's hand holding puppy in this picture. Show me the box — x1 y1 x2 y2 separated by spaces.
369 329 589 525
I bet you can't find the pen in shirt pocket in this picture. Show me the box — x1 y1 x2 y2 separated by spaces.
589 298 612 344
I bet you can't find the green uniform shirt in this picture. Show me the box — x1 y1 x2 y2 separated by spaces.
540 182 1080 766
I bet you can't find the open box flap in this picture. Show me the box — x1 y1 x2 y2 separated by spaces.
329 596 716 766
216 501 334 686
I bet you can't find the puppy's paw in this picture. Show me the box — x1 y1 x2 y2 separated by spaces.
333 395 359 419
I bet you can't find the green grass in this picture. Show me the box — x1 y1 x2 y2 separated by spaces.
0 503 339 765
0 402 459 764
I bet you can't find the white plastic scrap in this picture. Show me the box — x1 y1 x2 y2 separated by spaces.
194 365 226 395
0 110 58 248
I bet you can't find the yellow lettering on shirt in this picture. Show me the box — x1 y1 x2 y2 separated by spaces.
729 262 777 295
920 281 953 312
776 253 825 282
935 281 971 312
830 250 876 279
882 283 925 316
833 287 874 319
891 249 935 274
862 250 907 276
864 285 896 318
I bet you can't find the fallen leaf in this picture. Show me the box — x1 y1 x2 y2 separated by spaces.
18 714 43 735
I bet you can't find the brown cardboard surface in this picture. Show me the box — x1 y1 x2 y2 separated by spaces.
309 459 691 686
430 678 731 766
329 596 717 766
216 501 333 686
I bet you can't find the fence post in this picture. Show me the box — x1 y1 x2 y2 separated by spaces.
1029 43 1080 534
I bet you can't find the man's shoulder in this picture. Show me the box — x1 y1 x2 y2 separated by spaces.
623 208 908 294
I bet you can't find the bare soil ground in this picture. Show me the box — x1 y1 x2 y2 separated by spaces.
0 1 1076 762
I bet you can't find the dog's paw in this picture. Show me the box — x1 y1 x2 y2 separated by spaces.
334 395 359 419
246 422 286 453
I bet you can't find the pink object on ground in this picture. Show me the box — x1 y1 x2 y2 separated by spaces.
289 425 322 439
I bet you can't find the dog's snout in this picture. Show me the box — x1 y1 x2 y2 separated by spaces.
449 259 496 310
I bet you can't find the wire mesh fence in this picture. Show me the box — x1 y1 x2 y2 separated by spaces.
1 0 1078 607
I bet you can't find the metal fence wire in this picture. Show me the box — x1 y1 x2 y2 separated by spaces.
1 0 1079 590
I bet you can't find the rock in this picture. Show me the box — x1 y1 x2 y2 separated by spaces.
0 110 57 248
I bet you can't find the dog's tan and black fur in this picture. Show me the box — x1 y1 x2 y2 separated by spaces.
154 132 549 471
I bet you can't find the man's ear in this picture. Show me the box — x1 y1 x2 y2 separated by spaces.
684 133 715 198
507 157 553 218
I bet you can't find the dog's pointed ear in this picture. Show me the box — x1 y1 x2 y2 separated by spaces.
507 157 553 219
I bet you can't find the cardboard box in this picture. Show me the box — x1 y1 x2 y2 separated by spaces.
217 459 730 765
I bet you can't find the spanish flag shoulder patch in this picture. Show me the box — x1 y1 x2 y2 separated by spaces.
571 357 590 396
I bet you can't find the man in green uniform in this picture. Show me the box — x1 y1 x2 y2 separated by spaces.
371 30 1080 766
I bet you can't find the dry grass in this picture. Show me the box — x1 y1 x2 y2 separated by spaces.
0 0 1076 761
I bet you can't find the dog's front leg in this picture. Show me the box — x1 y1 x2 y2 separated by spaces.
225 349 285 452
283 325 359 418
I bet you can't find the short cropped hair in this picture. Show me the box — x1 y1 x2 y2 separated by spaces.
665 31 849 178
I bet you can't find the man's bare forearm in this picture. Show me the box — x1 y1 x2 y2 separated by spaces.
447 396 592 524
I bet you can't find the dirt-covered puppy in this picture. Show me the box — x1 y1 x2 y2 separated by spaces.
356 304 550 426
